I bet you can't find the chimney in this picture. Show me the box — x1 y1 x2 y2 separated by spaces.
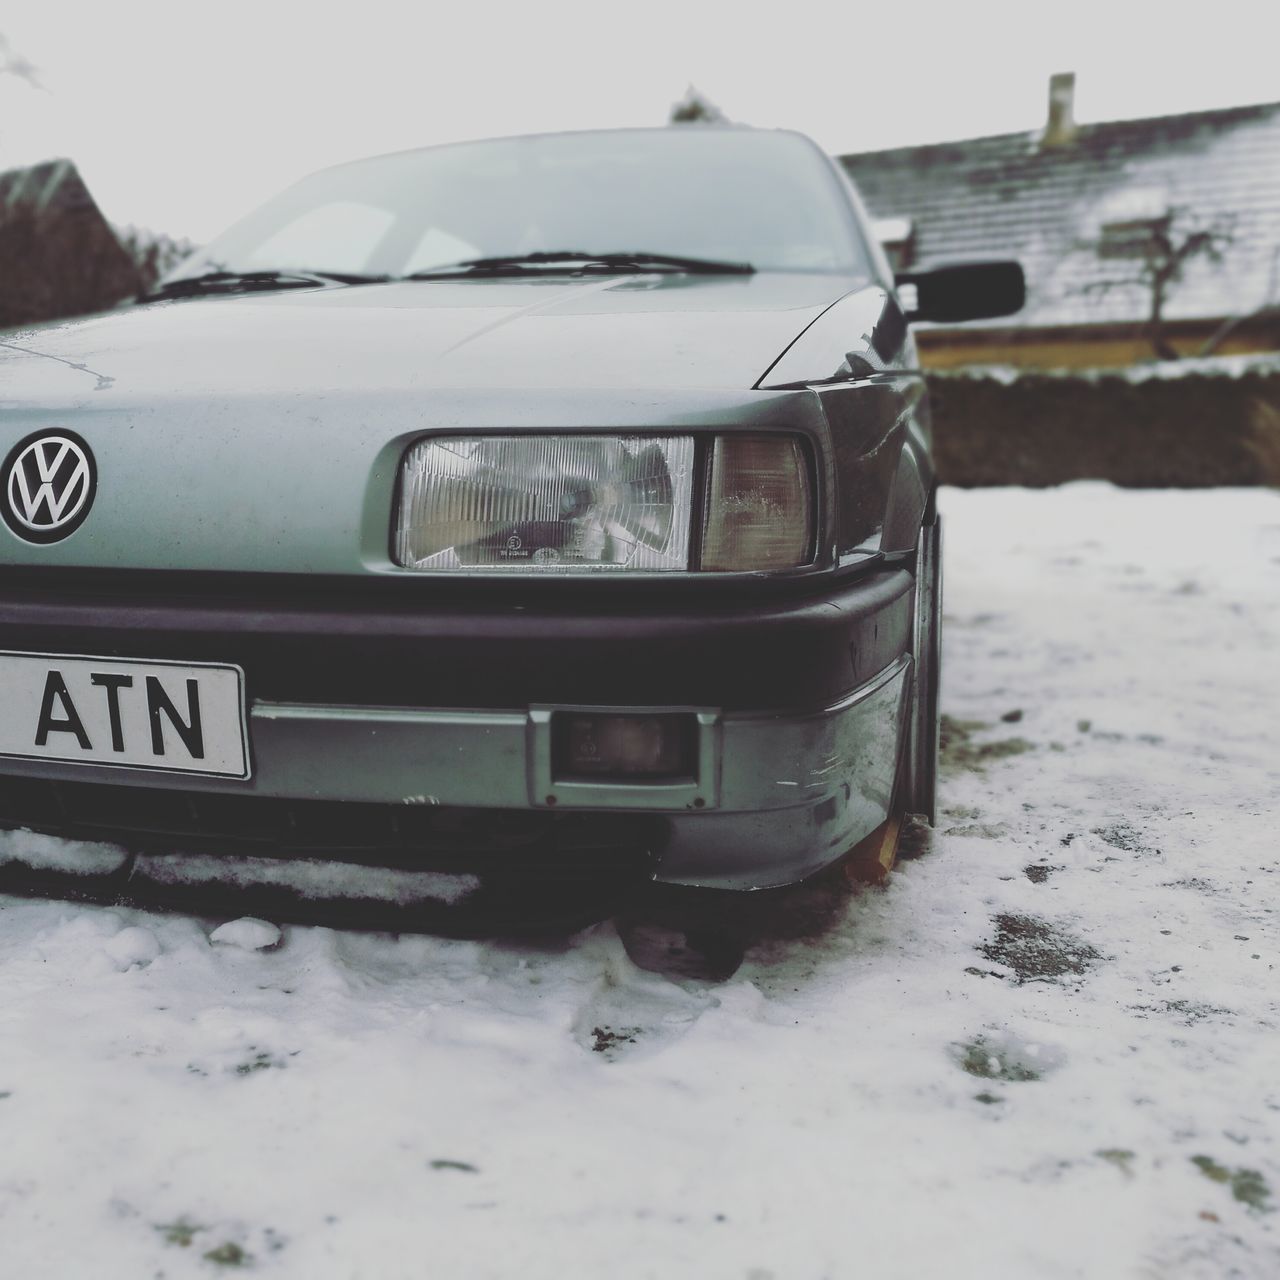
1042 72 1077 146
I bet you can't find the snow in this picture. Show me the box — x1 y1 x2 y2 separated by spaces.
134 853 483 906
931 351 1280 384
210 918 282 951
0 826 128 874
100 924 161 971
0 483 1276 1278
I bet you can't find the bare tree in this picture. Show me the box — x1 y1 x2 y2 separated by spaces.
669 86 728 125
1198 242 1280 357
0 31 44 90
116 226 198 292
1079 206 1234 360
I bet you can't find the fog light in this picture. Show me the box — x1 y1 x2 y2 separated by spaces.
554 713 695 780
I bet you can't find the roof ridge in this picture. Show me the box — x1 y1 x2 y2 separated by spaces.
837 99 1280 163
0 155 78 183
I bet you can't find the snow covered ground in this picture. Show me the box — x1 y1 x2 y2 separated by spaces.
0 484 1276 1279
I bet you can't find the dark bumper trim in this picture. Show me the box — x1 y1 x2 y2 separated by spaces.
0 570 913 712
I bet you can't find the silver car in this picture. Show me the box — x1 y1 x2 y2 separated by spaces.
0 127 1021 917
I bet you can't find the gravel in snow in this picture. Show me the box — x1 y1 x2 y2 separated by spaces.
0 482 1275 1278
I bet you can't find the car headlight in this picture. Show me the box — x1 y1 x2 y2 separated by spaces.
394 433 812 573
395 435 695 571
699 434 813 571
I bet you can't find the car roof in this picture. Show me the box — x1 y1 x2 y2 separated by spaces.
316 124 821 178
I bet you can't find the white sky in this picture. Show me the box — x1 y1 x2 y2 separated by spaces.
2 0 1277 242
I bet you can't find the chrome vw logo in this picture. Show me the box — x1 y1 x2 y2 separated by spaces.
1 431 97 544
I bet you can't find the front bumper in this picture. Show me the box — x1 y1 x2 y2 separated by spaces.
0 569 912 890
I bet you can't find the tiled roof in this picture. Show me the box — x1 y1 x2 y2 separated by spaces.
840 102 1280 329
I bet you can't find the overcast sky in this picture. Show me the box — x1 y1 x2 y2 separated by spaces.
2 0 1277 242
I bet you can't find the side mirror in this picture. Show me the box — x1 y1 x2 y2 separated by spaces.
895 260 1025 323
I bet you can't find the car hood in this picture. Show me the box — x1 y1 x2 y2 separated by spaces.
0 272 861 576
0 271 861 404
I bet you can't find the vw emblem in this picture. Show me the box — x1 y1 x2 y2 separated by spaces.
1 431 97 544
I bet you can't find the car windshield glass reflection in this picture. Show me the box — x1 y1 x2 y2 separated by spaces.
167 130 867 284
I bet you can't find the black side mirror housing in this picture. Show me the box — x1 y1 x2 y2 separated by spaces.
895 260 1025 323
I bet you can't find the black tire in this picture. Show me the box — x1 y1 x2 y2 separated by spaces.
903 513 942 824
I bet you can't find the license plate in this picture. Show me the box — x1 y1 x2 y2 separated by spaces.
0 651 250 779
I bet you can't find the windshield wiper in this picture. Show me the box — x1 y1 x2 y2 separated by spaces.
406 251 754 280
139 269 391 303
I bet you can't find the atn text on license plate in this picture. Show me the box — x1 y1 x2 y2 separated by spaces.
0 652 249 778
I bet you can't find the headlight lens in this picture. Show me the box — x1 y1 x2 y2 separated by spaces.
394 432 813 573
395 435 695 571
699 434 813 571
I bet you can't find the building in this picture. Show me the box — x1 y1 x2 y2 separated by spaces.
841 78 1280 368
0 158 142 331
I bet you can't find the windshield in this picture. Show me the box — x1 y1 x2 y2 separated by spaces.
169 129 868 282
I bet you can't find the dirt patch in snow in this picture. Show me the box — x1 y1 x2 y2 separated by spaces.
1092 820 1158 854
154 1219 277 1269
954 1032 1065 1083
979 913 1103 983
939 715 1035 773
1191 1156 1273 1213
590 1026 641 1056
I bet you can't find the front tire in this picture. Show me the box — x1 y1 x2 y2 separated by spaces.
903 512 942 824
